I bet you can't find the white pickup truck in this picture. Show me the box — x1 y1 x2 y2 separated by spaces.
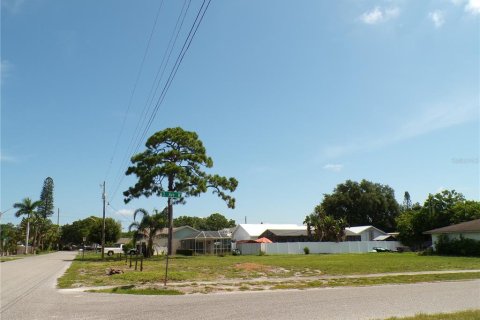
103 243 124 256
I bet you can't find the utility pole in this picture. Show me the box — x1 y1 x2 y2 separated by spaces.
101 181 106 260
57 208 60 251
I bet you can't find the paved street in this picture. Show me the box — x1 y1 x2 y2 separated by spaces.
1 251 479 320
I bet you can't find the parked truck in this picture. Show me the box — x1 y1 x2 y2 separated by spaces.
103 243 124 256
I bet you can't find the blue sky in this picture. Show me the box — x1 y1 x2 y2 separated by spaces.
1 0 479 229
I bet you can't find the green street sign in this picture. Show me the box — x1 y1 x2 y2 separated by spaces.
161 191 182 198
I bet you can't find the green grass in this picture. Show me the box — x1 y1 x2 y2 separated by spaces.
57 252 480 289
381 309 480 320
0 256 22 262
89 285 184 295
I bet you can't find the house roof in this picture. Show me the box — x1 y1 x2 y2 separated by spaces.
185 230 232 239
424 219 480 234
157 226 198 235
262 229 308 237
234 224 306 237
345 226 386 236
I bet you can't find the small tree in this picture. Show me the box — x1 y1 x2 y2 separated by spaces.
307 206 348 242
129 208 167 257
13 198 42 254
124 127 238 254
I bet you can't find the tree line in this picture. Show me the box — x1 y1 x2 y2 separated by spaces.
2 177 60 255
305 179 480 248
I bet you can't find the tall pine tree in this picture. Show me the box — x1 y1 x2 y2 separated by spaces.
39 177 54 218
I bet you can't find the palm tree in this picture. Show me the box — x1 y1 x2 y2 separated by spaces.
13 198 42 254
129 208 167 258
303 214 314 241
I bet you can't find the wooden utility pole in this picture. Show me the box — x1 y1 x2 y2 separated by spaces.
101 181 106 260
57 208 60 250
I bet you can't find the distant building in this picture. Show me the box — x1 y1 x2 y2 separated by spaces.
258 229 309 243
231 224 307 242
424 219 480 250
179 230 232 254
344 226 388 242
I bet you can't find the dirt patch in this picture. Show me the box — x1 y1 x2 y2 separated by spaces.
234 263 289 275
234 263 271 272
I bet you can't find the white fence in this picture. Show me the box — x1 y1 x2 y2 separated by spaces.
237 241 403 255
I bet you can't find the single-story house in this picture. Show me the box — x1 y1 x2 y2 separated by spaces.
424 219 480 250
344 226 388 242
156 226 199 253
258 229 309 243
135 226 199 254
231 224 307 242
180 230 232 254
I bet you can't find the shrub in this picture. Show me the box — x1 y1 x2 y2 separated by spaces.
176 249 194 256
303 247 310 255
435 235 480 257
122 242 134 254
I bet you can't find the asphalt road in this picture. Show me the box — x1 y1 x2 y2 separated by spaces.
1 251 479 320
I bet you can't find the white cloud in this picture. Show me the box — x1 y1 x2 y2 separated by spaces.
321 98 479 159
115 209 134 218
323 164 344 172
451 0 480 14
361 7 383 24
0 152 16 163
395 102 477 140
360 6 400 24
429 10 445 28
465 0 480 14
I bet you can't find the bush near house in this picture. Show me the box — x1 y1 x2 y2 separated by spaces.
435 235 480 257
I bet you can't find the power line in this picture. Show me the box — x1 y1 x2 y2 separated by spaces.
104 0 166 182
109 0 212 203
108 0 192 202
137 0 212 154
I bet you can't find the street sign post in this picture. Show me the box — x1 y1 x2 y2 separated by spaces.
160 191 182 286
160 191 182 198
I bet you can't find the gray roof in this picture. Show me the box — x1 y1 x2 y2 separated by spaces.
424 219 480 234
262 229 308 237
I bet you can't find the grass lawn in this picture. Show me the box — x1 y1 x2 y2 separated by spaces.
58 252 480 289
0 256 22 262
382 309 480 320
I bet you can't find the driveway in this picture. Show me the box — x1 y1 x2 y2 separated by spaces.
1 251 479 320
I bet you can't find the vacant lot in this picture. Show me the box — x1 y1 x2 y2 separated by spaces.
58 252 480 292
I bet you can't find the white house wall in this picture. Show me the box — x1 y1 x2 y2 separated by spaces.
232 226 252 242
